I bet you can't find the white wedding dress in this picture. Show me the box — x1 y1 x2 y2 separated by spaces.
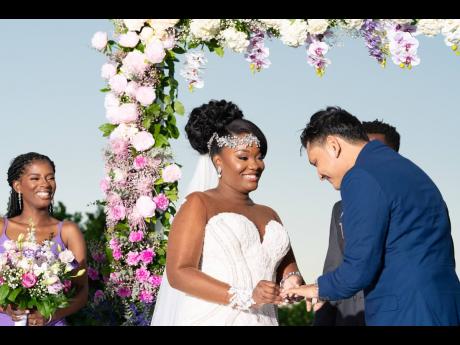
151 155 291 326
173 212 291 325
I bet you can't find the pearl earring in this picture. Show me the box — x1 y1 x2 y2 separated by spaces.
217 166 222 179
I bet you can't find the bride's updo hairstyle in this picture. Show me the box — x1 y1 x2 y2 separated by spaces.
185 99 267 158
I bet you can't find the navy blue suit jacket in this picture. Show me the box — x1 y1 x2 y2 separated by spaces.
317 140 460 325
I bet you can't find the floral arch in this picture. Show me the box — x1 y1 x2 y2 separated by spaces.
89 19 459 324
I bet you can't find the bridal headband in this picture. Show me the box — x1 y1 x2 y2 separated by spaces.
207 132 260 152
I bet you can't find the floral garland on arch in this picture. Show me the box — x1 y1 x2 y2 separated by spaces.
92 19 459 324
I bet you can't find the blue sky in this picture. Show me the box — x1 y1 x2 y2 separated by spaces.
1 19 459 281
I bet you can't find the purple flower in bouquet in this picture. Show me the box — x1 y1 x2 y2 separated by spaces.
63 280 72 293
94 290 105 305
91 251 106 263
88 267 100 280
361 19 388 66
245 30 271 73
139 248 155 264
48 282 64 295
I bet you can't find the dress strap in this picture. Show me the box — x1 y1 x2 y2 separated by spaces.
57 220 64 236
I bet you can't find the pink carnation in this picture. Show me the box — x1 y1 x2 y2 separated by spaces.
133 155 148 170
135 267 151 283
117 286 132 298
139 248 155 264
109 238 119 250
126 251 140 266
139 290 154 303
153 193 169 211
148 274 162 287
113 248 122 261
129 230 144 242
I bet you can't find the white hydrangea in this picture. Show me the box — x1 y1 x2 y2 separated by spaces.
189 19 221 41
279 19 308 47
306 19 330 35
221 27 249 53
416 19 443 37
259 19 283 30
342 19 364 30
123 19 146 32
148 19 180 34
110 123 140 141
391 19 413 25
441 19 460 35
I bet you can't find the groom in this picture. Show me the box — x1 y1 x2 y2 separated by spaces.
284 106 460 325
313 119 401 326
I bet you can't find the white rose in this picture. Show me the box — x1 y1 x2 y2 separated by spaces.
91 31 108 50
119 31 140 48
149 19 179 34
135 195 156 218
131 131 155 151
58 249 75 264
101 63 117 80
189 19 221 41
123 19 146 32
139 26 154 44
279 20 308 47
109 123 139 141
221 27 249 53
306 19 329 35
135 86 156 106
109 74 128 95
104 93 120 110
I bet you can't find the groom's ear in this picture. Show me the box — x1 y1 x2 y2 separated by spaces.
325 135 341 159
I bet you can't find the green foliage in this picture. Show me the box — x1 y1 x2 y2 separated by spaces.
278 300 314 326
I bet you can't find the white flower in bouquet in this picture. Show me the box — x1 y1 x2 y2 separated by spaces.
189 19 221 41
391 19 413 25
341 19 364 31
33 262 49 276
131 131 155 151
109 123 139 141
259 19 282 31
109 74 128 95
119 31 140 48
221 27 249 53
120 50 149 78
148 19 179 34
104 93 120 110
50 261 61 275
441 19 460 35
91 31 108 50
101 63 117 80
139 26 155 44
307 19 330 35
123 19 146 32
279 20 308 47
3 239 17 251
58 249 75 264
44 275 59 286
416 19 442 37
145 38 166 63
135 195 156 218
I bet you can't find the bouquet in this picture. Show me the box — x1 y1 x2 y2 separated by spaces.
0 219 85 325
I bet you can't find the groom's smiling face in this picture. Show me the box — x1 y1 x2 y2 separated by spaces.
306 136 348 190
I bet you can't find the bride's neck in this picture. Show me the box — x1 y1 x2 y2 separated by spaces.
215 183 252 205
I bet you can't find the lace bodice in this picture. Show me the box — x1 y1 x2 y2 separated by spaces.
175 212 291 326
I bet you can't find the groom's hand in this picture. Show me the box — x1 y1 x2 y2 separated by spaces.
280 275 303 304
252 280 283 307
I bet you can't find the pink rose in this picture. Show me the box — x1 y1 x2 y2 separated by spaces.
128 230 144 242
88 267 99 281
135 267 150 283
162 164 182 183
153 193 169 211
126 251 140 266
135 195 156 218
133 155 148 170
135 86 156 106
145 38 166 63
100 177 110 194
22 272 37 288
139 290 154 303
119 31 140 48
91 31 108 50
131 131 155 152
109 74 128 95
139 248 155 264
108 204 126 221
118 103 139 123
117 286 132 298
101 63 117 80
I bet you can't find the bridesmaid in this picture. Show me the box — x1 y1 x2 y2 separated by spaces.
0 152 88 326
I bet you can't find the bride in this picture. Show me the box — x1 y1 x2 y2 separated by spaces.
151 100 303 325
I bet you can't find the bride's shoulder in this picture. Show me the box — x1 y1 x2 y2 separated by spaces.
254 204 283 224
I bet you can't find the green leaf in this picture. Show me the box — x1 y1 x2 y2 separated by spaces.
172 46 186 54
164 95 171 105
99 123 117 137
173 101 185 115
214 46 224 57
99 87 111 93
0 284 9 303
142 117 152 131
7 287 21 303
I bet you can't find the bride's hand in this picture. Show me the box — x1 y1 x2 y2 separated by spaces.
280 275 303 304
252 280 283 307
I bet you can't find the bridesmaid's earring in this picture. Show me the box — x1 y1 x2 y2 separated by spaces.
217 167 222 179
18 192 22 211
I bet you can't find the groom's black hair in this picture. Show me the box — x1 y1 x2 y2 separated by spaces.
300 106 369 148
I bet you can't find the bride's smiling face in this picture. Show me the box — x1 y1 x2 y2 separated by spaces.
213 140 265 193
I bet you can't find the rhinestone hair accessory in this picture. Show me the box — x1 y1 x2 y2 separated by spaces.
206 132 260 152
